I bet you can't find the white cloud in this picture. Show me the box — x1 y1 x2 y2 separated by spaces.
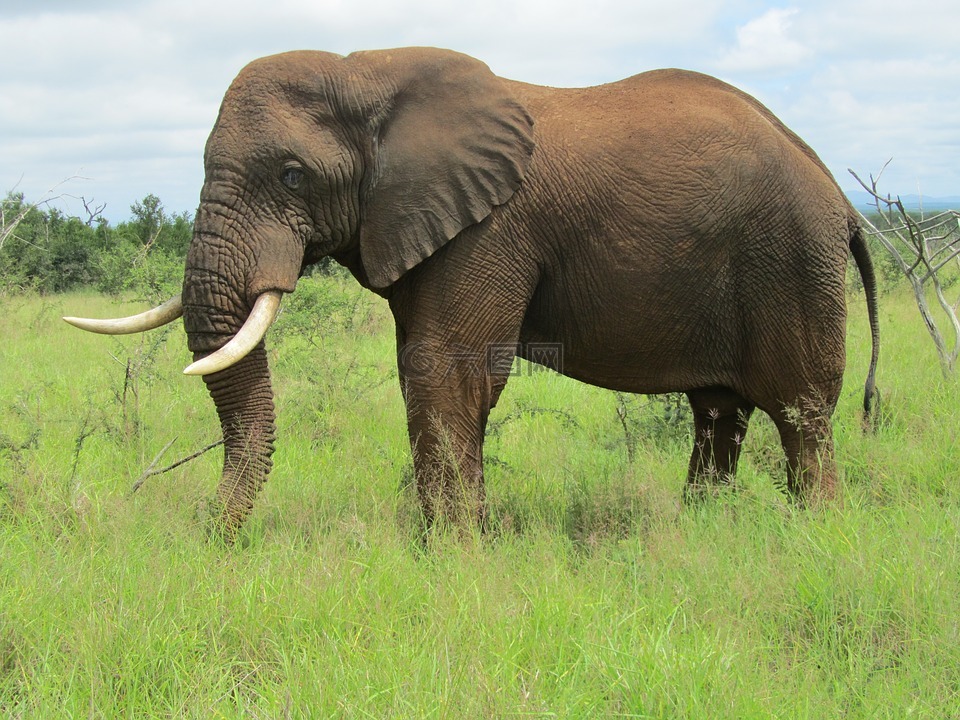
775 54 960 200
1 0 959 221
717 8 811 74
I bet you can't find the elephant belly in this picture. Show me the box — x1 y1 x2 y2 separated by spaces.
519 271 740 395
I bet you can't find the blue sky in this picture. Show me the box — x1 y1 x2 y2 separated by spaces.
2 0 958 222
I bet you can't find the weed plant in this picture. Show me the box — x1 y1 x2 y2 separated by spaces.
1 278 959 717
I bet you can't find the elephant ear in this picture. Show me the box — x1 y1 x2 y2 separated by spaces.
353 49 535 288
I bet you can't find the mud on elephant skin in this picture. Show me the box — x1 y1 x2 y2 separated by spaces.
64 46 880 539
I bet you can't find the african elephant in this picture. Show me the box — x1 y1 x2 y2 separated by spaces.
65 47 880 538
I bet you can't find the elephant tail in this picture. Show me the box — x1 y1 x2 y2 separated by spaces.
849 217 881 428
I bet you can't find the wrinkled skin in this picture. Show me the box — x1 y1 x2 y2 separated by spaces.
177 47 879 536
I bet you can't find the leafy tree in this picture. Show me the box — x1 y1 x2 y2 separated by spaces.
0 190 192 297
126 194 192 255
0 194 98 292
45 209 99 291
130 194 164 246
160 210 193 256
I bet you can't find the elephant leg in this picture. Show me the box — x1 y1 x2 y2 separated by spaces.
388 237 539 530
399 341 513 530
684 388 754 502
771 397 838 505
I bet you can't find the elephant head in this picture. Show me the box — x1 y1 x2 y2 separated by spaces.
64 48 535 538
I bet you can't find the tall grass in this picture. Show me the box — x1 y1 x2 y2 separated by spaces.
2 279 959 717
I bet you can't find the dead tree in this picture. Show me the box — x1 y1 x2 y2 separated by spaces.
850 165 960 377
1 175 89 251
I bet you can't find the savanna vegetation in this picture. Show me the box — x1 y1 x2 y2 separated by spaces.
0 192 190 299
2 191 960 717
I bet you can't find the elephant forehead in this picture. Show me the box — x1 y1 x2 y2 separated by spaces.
209 85 340 161
206 101 344 164
205 105 285 167
235 50 340 86
228 51 346 108
211 85 343 162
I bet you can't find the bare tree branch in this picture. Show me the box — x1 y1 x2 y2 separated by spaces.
1 174 91 250
851 167 960 377
78 195 106 226
131 438 224 494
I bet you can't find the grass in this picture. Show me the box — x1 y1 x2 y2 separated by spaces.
2 277 960 717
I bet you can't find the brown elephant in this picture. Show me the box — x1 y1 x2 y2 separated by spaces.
65 47 880 538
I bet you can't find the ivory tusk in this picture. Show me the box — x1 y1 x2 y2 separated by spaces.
183 291 282 376
63 294 184 334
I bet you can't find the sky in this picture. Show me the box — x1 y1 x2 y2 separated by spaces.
2 0 958 223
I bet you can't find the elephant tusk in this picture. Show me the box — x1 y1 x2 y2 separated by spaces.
182 291 282 376
63 294 184 334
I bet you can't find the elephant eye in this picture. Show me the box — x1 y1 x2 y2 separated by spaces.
281 164 305 190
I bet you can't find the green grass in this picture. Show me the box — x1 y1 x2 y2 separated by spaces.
2 279 960 717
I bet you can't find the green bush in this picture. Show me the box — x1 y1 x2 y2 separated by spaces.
1 191 190 298
1 195 100 293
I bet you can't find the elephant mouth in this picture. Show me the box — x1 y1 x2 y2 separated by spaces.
63 290 284 377
182 291 282 375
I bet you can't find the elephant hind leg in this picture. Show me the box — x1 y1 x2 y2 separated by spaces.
683 388 754 503
771 396 838 506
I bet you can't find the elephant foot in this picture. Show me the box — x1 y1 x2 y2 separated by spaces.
682 474 738 506
417 479 487 533
775 397 839 508
785 465 838 509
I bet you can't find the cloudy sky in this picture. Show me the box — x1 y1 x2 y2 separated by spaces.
3 0 958 222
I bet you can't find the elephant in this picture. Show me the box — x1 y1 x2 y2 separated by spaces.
65 47 880 539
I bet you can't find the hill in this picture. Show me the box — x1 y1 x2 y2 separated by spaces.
846 189 960 213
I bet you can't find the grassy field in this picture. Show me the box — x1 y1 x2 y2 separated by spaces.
2 276 959 718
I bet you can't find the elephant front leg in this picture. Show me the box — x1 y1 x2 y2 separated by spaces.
404 385 489 530
408 404 486 530
399 343 508 530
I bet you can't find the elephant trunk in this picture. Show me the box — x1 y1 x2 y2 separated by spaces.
185 278 280 538
182 193 305 538
201 343 276 540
